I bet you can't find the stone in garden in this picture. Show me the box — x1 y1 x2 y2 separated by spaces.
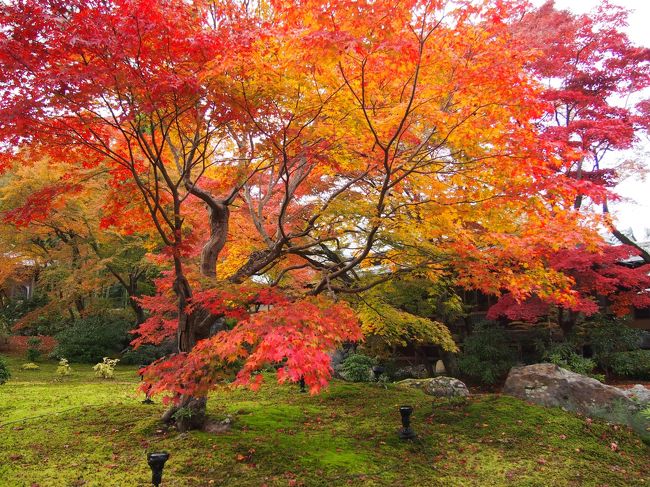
622 384 650 405
396 376 469 398
202 416 233 434
393 364 429 380
503 363 641 424
434 360 447 376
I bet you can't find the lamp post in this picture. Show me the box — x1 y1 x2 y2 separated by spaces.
398 405 417 440
147 452 169 486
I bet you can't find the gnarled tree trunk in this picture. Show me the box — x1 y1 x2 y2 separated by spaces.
161 199 230 431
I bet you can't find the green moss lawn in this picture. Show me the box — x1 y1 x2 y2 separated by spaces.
0 355 648 486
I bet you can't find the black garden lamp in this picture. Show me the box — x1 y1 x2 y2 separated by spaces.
299 376 307 393
372 365 385 382
398 405 417 440
147 452 170 487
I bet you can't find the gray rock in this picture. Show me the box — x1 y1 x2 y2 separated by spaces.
396 376 469 398
622 384 650 405
202 416 233 434
503 363 641 424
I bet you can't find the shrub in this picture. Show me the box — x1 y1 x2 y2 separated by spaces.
93 357 119 379
0 356 10 384
120 342 174 366
26 337 42 362
54 313 132 363
609 350 650 380
339 353 377 382
543 342 603 380
21 362 39 370
458 322 515 385
0 318 9 350
56 358 73 376
587 317 643 371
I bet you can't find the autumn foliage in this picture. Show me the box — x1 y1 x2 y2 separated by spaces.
0 0 648 413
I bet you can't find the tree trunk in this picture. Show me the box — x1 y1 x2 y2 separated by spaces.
557 307 575 338
200 203 229 278
130 298 146 326
161 261 210 430
161 395 208 433
127 274 146 325
162 186 231 431
603 201 650 263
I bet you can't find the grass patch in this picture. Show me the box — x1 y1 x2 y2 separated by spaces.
0 354 648 486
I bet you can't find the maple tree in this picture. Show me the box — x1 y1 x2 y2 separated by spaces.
513 0 650 259
0 154 155 325
0 0 635 430
483 1 650 335
487 243 650 336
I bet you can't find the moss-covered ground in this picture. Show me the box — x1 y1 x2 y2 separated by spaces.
0 354 648 486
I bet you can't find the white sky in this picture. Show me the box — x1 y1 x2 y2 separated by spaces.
532 0 650 241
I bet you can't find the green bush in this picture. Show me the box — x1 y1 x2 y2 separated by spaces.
339 353 377 382
26 337 42 362
544 342 598 375
609 350 650 380
0 356 10 384
120 342 174 365
53 313 132 363
458 322 515 385
587 317 643 371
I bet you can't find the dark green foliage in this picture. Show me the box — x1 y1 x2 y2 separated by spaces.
0 293 47 323
544 342 600 378
0 317 9 348
1 294 69 336
458 322 515 385
339 353 377 382
53 313 132 363
609 350 650 380
120 342 174 365
25 337 42 362
587 317 643 371
355 276 463 354
0 355 9 384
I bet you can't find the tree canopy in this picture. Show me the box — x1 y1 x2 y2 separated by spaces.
1 0 648 428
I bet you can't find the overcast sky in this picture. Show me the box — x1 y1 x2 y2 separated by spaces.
531 0 650 241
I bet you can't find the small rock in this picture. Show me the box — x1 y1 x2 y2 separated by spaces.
396 376 469 398
203 417 233 434
621 384 650 405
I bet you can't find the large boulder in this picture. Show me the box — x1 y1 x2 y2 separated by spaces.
503 363 641 423
396 376 469 398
